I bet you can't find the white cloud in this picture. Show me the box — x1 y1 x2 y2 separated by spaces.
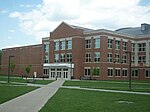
8 0 150 40
0 9 8 14
9 30 15 33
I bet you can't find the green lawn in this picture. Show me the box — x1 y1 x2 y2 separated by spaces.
40 88 150 112
0 84 38 104
0 76 54 85
63 80 150 92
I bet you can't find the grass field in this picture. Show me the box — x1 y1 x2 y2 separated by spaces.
40 88 150 112
0 76 54 85
63 80 150 92
0 84 38 104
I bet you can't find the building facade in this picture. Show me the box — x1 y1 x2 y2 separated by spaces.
1 22 150 80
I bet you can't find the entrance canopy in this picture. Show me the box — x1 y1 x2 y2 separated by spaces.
43 63 74 68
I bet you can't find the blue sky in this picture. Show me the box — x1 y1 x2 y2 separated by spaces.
0 0 150 49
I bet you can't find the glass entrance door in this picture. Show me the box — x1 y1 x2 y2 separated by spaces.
63 69 68 79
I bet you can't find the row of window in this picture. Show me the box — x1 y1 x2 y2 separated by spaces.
132 42 150 52
85 52 127 63
84 68 150 78
54 40 72 51
85 38 100 49
54 53 72 63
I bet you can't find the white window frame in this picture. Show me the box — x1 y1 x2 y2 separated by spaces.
138 43 146 52
123 42 127 51
132 69 138 78
85 53 91 62
108 39 113 49
54 41 59 51
94 52 100 62
84 67 91 76
122 68 128 77
115 40 120 50
115 68 121 77
60 54 65 62
54 54 59 62
108 53 113 63
66 40 72 50
60 41 65 50
145 69 150 78
94 38 100 48
85 39 91 49
115 54 120 63
67 53 72 63
108 67 113 77
122 54 127 64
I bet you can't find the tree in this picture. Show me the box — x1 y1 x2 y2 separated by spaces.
0 50 2 65
10 62 15 75
25 65 32 80
91 67 100 76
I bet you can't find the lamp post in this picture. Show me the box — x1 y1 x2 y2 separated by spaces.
125 51 132 90
8 56 15 83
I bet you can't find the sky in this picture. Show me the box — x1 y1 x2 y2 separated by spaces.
0 0 150 49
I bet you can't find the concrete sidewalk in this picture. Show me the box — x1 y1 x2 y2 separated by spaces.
0 79 65 112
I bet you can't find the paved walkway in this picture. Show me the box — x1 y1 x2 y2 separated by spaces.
62 86 150 95
0 79 65 112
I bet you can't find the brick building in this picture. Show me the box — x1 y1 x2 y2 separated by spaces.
1 22 150 80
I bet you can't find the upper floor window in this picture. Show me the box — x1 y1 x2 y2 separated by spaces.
123 42 127 51
54 41 59 51
66 40 72 50
131 55 135 64
94 52 100 62
108 53 112 62
44 55 49 63
115 40 120 50
94 38 100 48
60 41 65 50
44 44 49 52
54 54 59 62
60 54 65 62
67 53 72 63
108 39 113 49
85 39 91 49
138 43 146 52
85 53 91 62
122 54 127 63
138 55 146 64
132 43 135 52
115 54 120 63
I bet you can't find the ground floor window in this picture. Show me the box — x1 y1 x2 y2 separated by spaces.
91 67 100 76
44 69 49 75
115 68 120 77
145 69 150 78
57 69 61 78
122 68 128 77
84 67 91 76
132 69 138 77
108 68 113 77
63 69 68 78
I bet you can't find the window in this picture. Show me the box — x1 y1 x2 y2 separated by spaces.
108 68 113 77
60 54 65 62
115 68 120 77
132 69 138 77
94 38 100 48
60 41 65 50
138 55 146 64
54 54 59 62
108 53 113 62
44 69 49 75
44 55 49 63
115 54 120 63
54 41 59 51
131 55 135 64
44 44 49 52
122 54 127 63
132 43 135 52
67 53 72 63
108 39 113 49
94 52 100 62
66 40 72 49
145 69 150 78
84 67 91 76
85 39 91 49
123 42 127 51
85 53 91 62
115 40 120 50
138 43 146 52
122 68 128 77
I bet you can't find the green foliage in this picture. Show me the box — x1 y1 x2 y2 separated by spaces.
10 62 15 74
25 65 32 75
91 67 100 76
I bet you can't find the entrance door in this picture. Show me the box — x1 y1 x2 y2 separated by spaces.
63 69 68 79
57 69 62 78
